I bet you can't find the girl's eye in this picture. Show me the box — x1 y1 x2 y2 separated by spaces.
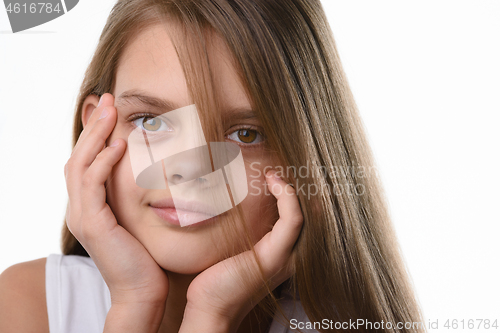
130 115 262 145
227 128 264 145
132 116 173 132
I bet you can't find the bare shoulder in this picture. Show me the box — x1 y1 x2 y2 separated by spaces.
0 257 49 333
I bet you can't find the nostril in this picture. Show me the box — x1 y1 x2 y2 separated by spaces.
168 175 209 186
172 174 183 183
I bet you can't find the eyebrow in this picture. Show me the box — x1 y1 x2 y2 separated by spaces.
225 107 257 121
116 89 182 112
116 89 258 120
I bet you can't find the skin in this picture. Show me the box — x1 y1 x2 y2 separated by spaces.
67 23 303 332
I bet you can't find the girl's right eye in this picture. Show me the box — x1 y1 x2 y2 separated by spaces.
132 115 173 133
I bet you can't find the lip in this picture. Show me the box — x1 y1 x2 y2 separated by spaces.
150 197 219 227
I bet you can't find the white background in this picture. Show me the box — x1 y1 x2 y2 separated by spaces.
1 0 499 329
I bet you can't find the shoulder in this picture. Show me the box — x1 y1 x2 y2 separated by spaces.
0 257 49 333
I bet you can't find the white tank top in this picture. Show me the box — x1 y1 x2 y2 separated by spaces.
45 253 318 333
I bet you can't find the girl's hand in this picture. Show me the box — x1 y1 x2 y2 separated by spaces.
64 93 169 308
179 170 304 333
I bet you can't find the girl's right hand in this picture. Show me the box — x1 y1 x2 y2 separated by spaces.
64 93 169 307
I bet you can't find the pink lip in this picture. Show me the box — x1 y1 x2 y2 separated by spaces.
149 197 218 227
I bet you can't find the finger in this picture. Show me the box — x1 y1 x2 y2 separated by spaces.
75 106 117 167
72 93 114 154
79 139 127 234
65 106 118 199
64 95 117 234
67 93 114 190
264 169 303 255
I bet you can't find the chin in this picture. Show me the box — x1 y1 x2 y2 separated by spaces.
150 244 222 275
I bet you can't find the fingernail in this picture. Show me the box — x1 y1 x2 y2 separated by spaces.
110 139 119 147
97 95 104 107
99 107 109 119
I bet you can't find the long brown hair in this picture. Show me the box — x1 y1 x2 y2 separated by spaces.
62 0 425 331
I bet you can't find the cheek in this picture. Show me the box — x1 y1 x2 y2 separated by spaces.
244 160 270 197
246 191 278 242
241 166 279 242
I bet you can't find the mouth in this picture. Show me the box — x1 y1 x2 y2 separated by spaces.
149 197 219 227
150 206 218 227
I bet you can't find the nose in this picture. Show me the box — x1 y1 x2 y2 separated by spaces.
163 146 214 189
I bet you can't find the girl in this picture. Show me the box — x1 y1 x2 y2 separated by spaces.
0 0 425 332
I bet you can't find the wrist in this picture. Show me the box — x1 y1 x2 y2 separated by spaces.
110 287 168 306
104 301 166 333
179 303 240 333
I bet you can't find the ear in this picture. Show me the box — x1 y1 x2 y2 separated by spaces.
81 94 101 128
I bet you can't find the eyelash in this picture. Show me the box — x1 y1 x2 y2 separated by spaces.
227 125 265 148
128 112 172 133
127 112 265 148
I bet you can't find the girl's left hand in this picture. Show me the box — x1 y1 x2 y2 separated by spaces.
179 169 304 333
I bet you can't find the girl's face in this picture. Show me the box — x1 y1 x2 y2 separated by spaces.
89 24 278 274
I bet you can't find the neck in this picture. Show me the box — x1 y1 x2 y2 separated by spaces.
156 271 273 333
156 271 193 333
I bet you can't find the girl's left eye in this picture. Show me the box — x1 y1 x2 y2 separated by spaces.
132 115 173 132
227 128 264 145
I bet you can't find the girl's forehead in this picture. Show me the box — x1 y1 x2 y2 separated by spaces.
114 25 189 104
114 23 249 111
